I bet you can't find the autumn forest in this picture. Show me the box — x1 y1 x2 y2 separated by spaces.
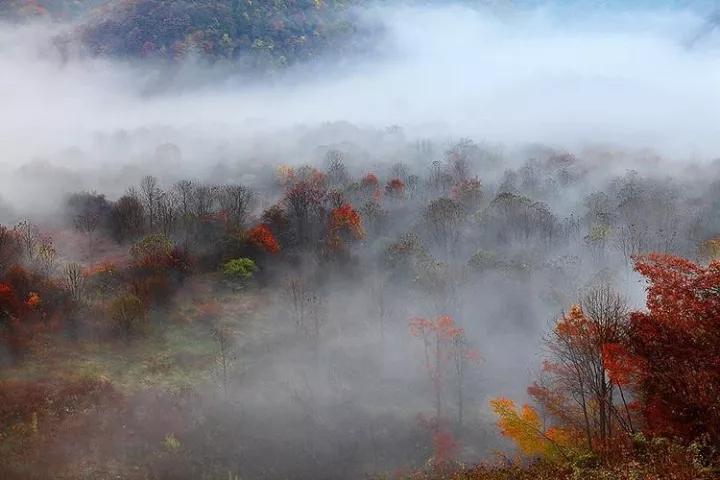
1 1 720 480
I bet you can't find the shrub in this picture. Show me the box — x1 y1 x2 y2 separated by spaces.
222 258 257 282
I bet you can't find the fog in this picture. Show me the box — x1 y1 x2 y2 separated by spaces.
1 1 719 479
2 2 719 162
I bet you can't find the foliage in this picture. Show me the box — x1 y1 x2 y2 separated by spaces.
489 397 573 461
452 178 483 213
622 254 720 445
77 0 370 69
222 257 257 281
131 233 174 264
327 203 364 250
385 178 406 199
247 223 280 254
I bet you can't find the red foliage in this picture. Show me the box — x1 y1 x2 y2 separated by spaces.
0 282 21 317
361 173 382 201
362 173 379 188
84 259 123 277
385 178 406 198
432 428 459 466
327 204 364 249
247 224 280 254
451 178 483 208
601 342 645 387
627 253 720 443
0 281 43 357
0 265 71 357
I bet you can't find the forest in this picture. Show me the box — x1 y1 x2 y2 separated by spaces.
1 0 373 71
2 136 720 479
2 0 720 479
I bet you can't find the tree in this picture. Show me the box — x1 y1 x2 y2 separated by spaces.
74 210 100 260
63 263 86 304
131 234 173 267
109 294 146 341
482 192 557 245
283 274 325 348
385 178 405 200
13 220 39 264
327 204 364 251
357 201 384 239
368 273 393 344
110 193 145 242
325 150 348 188
222 258 257 284
283 175 326 247
66 192 111 259
0 225 20 276
445 139 479 183
247 224 280 254
139 176 161 231
34 235 57 276
358 173 380 203
172 179 196 249
211 320 237 401
409 315 467 428
155 192 176 238
423 198 464 259
620 254 720 445
218 184 253 231
532 285 633 453
490 397 572 461
451 178 483 214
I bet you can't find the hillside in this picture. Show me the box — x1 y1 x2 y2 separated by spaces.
1 0 373 69
86 0 370 69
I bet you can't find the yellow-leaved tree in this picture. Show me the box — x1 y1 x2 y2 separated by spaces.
489 397 573 462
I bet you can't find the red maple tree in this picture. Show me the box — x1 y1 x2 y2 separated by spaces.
327 204 364 250
623 253 720 444
247 224 280 254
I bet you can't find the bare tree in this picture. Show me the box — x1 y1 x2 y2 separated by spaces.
218 184 253 230
156 192 176 238
541 284 631 451
74 210 100 260
14 220 39 263
284 274 325 349
173 179 196 248
368 273 393 344
212 322 237 401
63 262 86 303
139 175 161 231
325 150 349 188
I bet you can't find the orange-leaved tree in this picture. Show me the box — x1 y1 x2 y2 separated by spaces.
489 397 573 461
247 224 280 254
409 315 478 428
528 284 635 454
327 204 364 250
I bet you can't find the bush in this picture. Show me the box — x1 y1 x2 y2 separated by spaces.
222 258 257 283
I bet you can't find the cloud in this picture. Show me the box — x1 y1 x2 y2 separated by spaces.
1 4 719 160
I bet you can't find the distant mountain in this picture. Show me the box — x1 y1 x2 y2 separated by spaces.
76 0 371 68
